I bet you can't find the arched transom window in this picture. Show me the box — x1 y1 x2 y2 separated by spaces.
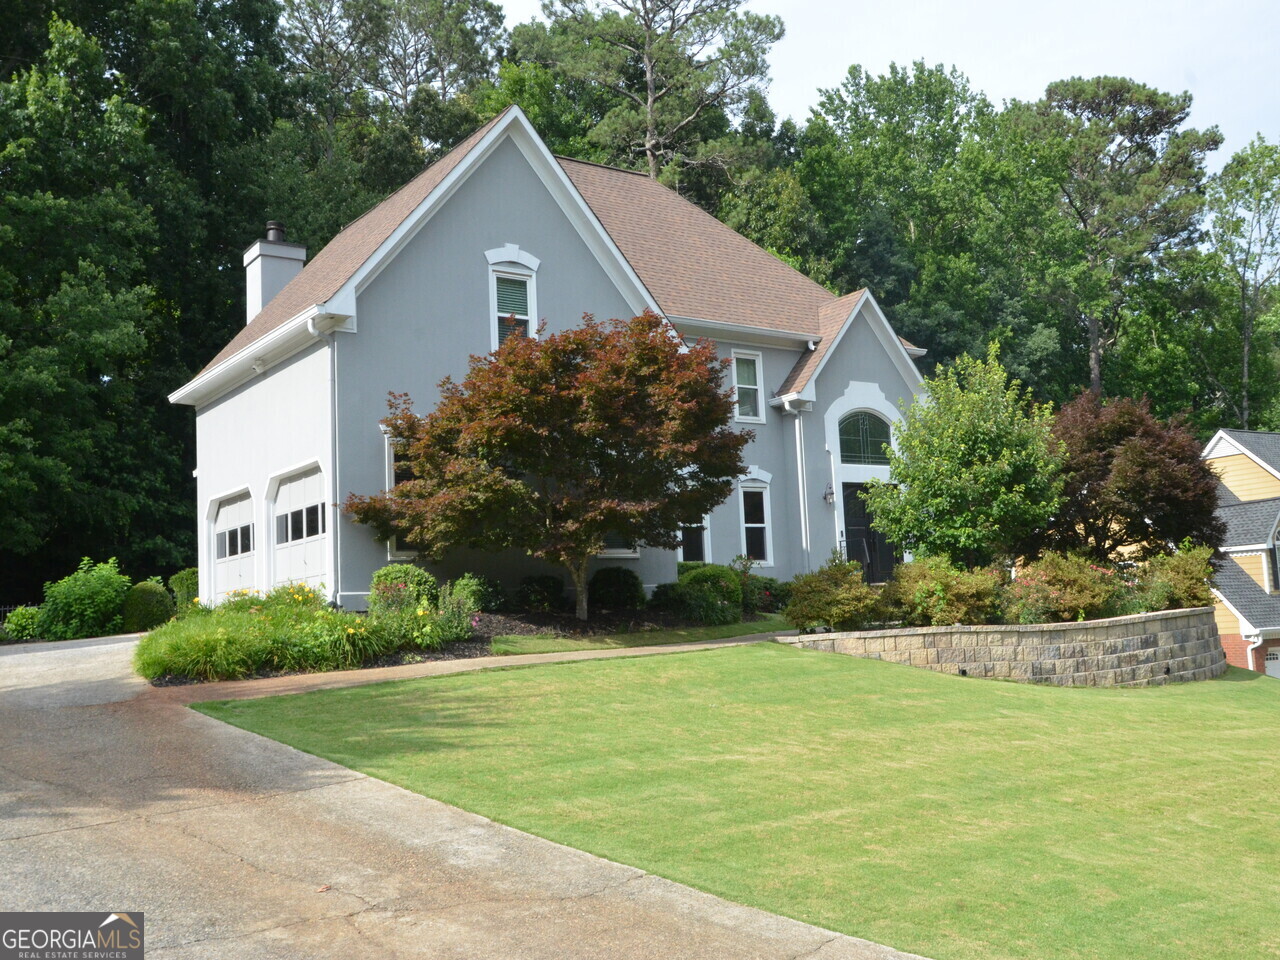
839 412 891 465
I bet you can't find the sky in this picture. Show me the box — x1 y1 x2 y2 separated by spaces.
501 0 1280 168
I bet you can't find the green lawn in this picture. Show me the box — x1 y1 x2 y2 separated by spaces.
195 644 1280 960
489 613 786 655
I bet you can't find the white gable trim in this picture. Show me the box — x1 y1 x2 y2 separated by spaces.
1212 587 1256 635
169 304 350 407
798 292 923 402
337 107 660 322
1202 430 1280 484
486 243 541 270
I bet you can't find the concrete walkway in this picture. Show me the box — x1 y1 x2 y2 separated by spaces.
1 634 927 959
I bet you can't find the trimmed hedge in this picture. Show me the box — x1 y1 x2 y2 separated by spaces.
122 580 176 633
169 567 199 612
368 563 438 614
517 575 566 613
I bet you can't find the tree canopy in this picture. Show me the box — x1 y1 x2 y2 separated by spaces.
345 314 750 619
863 345 1064 568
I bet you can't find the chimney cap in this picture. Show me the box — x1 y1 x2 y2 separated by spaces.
265 220 286 242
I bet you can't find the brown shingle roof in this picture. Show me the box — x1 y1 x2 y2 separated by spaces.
776 290 867 395
197 109 919 393
557 158 832 337
199 109 511 375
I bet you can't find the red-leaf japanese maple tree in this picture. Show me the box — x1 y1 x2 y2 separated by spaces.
345 312 750 619
1028 392 1225 562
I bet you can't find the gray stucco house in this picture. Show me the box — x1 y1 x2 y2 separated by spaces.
171 106 923 609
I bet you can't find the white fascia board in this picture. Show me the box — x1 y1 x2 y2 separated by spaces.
1223 544 1269 553
806 291 924 398
670 314 819 350
344 107 661 324
168 304 350 407
1201 430 1238 460
1203 430 1280 484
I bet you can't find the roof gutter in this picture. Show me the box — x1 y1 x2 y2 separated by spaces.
169 303 353 407
668 314 822 350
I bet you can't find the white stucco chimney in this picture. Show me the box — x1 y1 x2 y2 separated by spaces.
243 221 306 324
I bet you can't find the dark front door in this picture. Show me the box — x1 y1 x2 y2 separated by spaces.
843 483 897 584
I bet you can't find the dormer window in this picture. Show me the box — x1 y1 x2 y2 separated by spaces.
486 244 540 351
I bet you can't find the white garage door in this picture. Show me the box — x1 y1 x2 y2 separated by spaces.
213 494 256 600
1266 649 1280 679
274 469 328 589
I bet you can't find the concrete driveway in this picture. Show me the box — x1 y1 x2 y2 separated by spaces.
0 636 925 959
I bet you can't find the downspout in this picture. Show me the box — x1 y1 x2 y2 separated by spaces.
1246 634 1264 672
309 315 342 607
782 399 811 573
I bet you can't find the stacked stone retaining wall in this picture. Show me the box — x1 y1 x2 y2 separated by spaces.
780 607 1226 687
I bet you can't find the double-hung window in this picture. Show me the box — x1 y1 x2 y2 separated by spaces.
732 351 764 423
740 484 772 564
495 275 530 345
487 245 540 351
678 521 708 563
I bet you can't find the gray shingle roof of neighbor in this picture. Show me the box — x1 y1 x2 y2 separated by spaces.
1219 496 1280 547
1221 429 1280 472
1217 482 1242 507
1214 557 1280 629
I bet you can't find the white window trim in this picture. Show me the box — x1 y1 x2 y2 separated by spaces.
678 516 711 564
487 245 540 352
382 428 417 558
597 537 640 559
739 481 774 568
732 350 766 423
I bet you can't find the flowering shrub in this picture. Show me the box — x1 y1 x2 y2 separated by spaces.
412 582 479 647
879 558 1005 627
1005 553 1130 624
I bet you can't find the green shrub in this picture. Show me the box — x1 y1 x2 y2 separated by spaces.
880 557 1005 627
1139 544 1215 611
1004 553 1128 624
648 581 681 612
368 563 438 614
516 575 566 613
451 572 506 612
36 558 131 641
674 564 742 625
169 567 199 612
753 576 791 613
133 594 421 682
4 606 41 641
122 580 176 632
412 582 479 646
589 566 646 610
784 553 881 632
676 561 707 578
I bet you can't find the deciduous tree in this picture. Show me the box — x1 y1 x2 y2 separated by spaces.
1031 393 1225 562
1207 135 1280 429
345 313 750 619
863 345 1063 568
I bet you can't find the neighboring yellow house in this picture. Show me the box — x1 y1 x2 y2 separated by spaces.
1203 429 1280 675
